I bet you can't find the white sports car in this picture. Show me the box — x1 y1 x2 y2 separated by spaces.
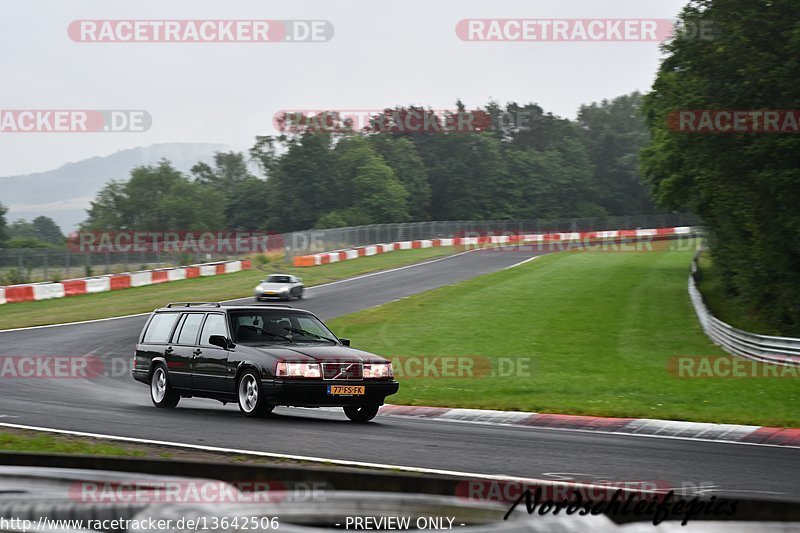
254 274 304 301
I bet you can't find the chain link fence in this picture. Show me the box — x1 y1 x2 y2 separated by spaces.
283 213 701 259
0 249 241 284
0 213 700 283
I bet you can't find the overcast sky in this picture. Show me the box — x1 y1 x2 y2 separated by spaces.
0 0 688 176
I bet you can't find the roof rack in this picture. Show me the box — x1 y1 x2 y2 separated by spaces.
252 303 294 308
165 302 222 308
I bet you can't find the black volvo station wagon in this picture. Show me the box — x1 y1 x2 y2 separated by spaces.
132 302 399 422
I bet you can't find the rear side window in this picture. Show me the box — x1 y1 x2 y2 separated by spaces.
176 313 205 345
143 313 178 343
200 313 228 346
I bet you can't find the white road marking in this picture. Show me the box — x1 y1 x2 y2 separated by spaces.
503 255 541 269
0 421 653 493
226 248 481 302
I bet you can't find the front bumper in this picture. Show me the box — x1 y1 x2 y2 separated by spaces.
262 379 399 407
255 291 289 300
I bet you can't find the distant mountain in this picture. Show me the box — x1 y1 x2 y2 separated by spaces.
0 143 247 231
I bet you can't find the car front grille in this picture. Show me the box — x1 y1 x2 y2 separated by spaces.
322 362 363 380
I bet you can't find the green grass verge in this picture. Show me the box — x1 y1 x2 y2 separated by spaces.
0 247 456 330
694 252 780 335
0 431 146 456
329 249 799 427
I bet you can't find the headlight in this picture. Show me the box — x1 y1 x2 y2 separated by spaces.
276 362 321 378
256 285 265 291
279 286 289 292
363 363 393 379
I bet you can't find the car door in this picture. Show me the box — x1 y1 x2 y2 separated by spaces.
192 312 233 393
137 311 180 381
168 312 205 389
291 275 304 297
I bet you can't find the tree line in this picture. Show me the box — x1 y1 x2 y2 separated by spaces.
76 93 658 234
0 205 64 248
641 0 800 335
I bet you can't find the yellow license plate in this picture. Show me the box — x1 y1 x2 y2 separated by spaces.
328 385 365 396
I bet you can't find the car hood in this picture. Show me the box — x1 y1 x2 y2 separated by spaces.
256 282 290 290
246 344 389 363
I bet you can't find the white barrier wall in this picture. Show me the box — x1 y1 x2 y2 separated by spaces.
364 245 377 256
595 231 619 238
419 240 433 248
200 265 218 276
345 249 359 260
327 253 340 263
380 244 395 253
167 268 187 282
398 241 413 250
225 260 242 274
0 260 247 306
86 277 111 293
129 271 153 287
438 238 454 246
32 283 66 301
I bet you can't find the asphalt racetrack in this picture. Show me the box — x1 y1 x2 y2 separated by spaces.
0 249 797 502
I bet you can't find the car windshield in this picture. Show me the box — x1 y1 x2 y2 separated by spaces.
230 311 337 345
265 275 291 283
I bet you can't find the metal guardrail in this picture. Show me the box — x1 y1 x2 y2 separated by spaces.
689 251 800 366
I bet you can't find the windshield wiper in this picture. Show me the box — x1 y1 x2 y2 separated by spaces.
282 326 337 343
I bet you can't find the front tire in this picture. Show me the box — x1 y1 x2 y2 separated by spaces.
344 405 380 423
150 365 180 408
237 370 275 418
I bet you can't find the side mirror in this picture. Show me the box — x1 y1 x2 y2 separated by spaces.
340 338 351 347
209 335 233 350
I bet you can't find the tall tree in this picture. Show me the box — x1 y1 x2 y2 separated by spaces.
370 136 431 221
83 160 225 231
191 151 269 231
31 216 65 244
8 219 37 239
641 0 800 334
325 136 409 226
578 92 655 216
0 203 8 244
261 133 341 232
